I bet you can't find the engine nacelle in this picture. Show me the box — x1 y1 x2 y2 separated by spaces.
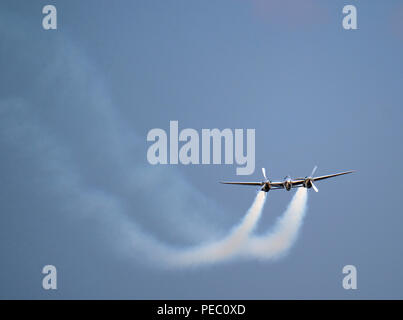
303 177 313 188
261 182 271 192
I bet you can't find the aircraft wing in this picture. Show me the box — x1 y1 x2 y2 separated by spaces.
267 181 280 186
313 171 355 182
292 184 305 188
269 180 304 187
291 179 305 186
219 181 263 186
219 181 284 189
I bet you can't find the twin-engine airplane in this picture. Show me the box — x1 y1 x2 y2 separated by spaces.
220 166 354 193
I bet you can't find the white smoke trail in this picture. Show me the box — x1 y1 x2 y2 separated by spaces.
166 191 267 267
243 188 308 260
152 188 308 267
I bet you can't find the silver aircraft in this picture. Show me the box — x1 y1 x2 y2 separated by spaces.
220 166 354 193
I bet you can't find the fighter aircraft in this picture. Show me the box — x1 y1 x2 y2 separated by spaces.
220 166 354 193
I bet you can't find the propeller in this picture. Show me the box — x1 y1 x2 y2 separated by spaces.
310 165 318 177
262 168 268 181
308 165 319 192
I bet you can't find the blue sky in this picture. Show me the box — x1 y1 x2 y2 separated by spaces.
1 0 403 298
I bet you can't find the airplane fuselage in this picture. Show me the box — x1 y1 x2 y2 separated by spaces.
283 176 292 191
